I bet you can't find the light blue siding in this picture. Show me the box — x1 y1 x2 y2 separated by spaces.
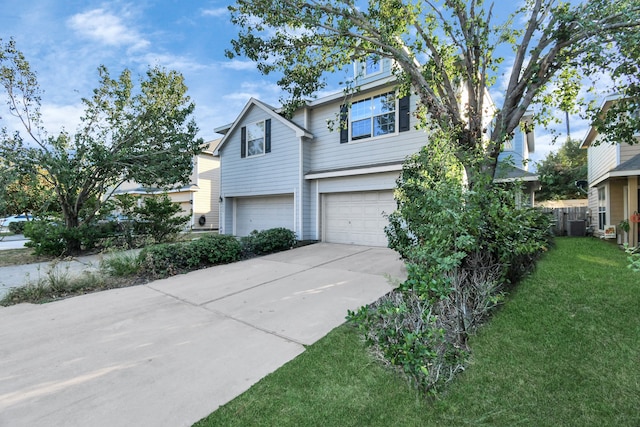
217 77 433 243
219 105 301 235
499 126 527 169
307 92 427 172
219 106 299 196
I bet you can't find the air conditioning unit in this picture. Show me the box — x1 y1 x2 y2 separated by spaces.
567 220 586 237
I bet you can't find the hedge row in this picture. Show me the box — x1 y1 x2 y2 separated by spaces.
139 228 297 279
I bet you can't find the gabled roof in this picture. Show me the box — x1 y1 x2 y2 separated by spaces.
589 152 640 187
611 153 640 174
213 98 313 155
113 184 199 195
580 94 621 149
202 138 222 155
493 163 540 183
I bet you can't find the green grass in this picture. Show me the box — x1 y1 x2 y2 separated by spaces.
0 248 53 267
195 237 640 427
0 264 140 306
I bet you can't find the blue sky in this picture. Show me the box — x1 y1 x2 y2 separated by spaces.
1 1 593 167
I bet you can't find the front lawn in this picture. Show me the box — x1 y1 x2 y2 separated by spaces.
0 248 53 267
195 237 640 426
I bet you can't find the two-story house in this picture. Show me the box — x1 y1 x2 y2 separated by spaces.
214 59 427 246
581 96 640 246
113 139 221 230
215 59 535 246
494 112 540 207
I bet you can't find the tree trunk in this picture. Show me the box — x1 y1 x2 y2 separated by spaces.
63 207 82 255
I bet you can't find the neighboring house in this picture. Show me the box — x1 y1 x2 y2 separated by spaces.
494 112 540 206
580 96 640 246
214 59 427 246
113 139 221 230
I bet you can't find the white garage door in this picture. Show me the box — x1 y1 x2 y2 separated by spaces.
235 195 294 236
323 190 395 246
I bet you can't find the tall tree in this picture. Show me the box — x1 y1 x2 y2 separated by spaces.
536 138 588 201
226 0 640 185
0 38 203 253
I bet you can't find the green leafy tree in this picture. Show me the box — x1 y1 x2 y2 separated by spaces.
0 160 16 217
134 194 190 243
0 167 59 217
536 138 588 201
0 38 203 253
226 0 640 185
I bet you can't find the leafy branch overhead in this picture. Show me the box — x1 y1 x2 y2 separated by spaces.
227 0 640 182
0 38 203 253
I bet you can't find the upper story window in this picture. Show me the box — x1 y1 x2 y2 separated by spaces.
246 122 264 157
503 137 514 151
340 92 410 143
354 56 383 79
241 119 271 158
365 57 381 76
351 92 396 140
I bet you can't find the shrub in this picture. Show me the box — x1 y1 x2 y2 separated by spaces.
8 221 26 234
133 193 190 243
348 290 466 395
100 252 143 277
24 219 120 256
188 234 245 265
139 242 191 278
140 234 242 279
350 134 552 395
241 228 297 255
624 243 640 273
24 220 66 256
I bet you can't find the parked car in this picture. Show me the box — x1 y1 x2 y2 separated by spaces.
0 214 33 231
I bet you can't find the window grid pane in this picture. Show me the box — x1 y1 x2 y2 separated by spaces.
374 113 395 136
365 57 380 75
351 98 371 121
352 119 371 140
598 187 606 230
246 122 264 157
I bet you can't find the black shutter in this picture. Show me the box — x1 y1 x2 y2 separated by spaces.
240 126 246 158
265 119 271 153
339 104 349 143
398 95 410 132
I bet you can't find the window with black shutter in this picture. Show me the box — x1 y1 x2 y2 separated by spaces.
340 92 410 143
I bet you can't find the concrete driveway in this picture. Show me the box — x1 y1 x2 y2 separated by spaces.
0 243 405 427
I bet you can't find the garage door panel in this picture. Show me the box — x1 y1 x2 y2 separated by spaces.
236 195 294 237
323 190 395 246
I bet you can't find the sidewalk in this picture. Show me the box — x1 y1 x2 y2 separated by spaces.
0 249 140 300
0 235 29 250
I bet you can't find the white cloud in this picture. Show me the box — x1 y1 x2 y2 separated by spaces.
222 92 262 102
40 103 85 134
202 7 229 18
222 60 258 71
2 103 85 138
67 8 150 51
139 53 209 73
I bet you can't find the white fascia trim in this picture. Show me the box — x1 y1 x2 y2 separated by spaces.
494 175 539 183
590 173 611 187
305 163 402 180
590 169 640 187
223 191 295 198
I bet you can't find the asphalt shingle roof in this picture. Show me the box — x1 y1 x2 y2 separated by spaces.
611 153 640 173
